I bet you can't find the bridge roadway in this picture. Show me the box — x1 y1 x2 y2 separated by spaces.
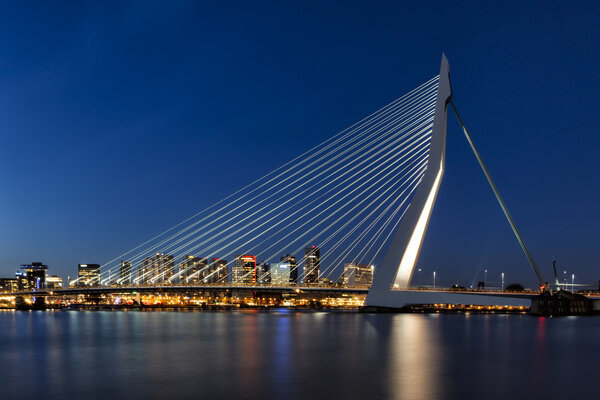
13 284 370 297
386 288 537 308
13 286 541 305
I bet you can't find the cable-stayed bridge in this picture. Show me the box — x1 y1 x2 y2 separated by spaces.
20 54 547 309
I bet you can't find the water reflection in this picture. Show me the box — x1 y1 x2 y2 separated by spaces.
389 315 442 399
0 312 598 400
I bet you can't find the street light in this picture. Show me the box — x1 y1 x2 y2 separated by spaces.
501 272 505 292
433 270 436 290
484 269 487 290
572 273 575 292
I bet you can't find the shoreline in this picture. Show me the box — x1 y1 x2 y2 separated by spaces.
1 303 532 314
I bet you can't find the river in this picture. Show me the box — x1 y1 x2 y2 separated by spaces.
0 310 597 400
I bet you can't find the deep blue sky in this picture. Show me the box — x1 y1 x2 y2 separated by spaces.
0 1 598 287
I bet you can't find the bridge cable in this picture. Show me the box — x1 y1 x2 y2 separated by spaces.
449 100 545 286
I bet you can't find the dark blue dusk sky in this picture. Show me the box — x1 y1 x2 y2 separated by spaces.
0 1 598 287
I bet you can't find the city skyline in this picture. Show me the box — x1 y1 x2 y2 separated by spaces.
3 244 378 290
0 2 598 288
1 4 599 400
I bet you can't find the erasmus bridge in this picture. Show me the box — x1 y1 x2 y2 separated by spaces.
20 55 546 309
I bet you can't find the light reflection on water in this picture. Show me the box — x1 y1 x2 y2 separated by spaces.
0 310 597 400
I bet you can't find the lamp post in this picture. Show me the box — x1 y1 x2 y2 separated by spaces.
433 271 436 290
501 272 505 292
484 269 487 290
572 273 575 292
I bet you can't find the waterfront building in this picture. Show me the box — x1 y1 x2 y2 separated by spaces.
341 263 374 287
257 262 271 284
140 257 151 284
161 254 175 283
16 262 49 290
178 255 194 283
232 255 256 284
179 256 206 284
281 254 297 284
270 262 291 285
139 253 174 284
46 275 63 289
208 258 228 284
119 261 132 285
304 246 320 284
0 278 18 292
78 264 101 287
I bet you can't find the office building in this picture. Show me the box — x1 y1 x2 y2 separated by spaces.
257 262 270 284
341 263 374 287
208 258 228 284
46 275 63 289
140 253 174 284
119 261 132 285
0 278 18 292
270 262 291 285
281 254 297 284
179 256 206 284
16 262 49 290
232 255 256 284
78 264 101 287
304 246 320 284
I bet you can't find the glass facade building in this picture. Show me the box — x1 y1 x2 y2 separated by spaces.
304 246 320 284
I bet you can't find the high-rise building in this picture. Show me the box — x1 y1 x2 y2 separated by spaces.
15 262 48 291
140 257 152 284
341 263 374 287
179 256 206 284
232 255 256 284
280 254 297 284
270 262 290 285
304 246 320 284
257 262 270 284
139 253 174 285
78 264 101 287
207 258 228 284
161 254 174 284
179 255 195 283
119 261 132 285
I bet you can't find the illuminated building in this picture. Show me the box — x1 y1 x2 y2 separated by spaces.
78 264 101 287
140 257 151 283
281 254 297 284
119 261 132 285
208 258 228 284
178 255 195 283
179 256 206 284
341 263 374 287
16 262 48 290
140 253 174 284
46 275 63 289
232 255 256 284
0 278 18 292
304 246 320 284
270 262 291 285
257 262 270 284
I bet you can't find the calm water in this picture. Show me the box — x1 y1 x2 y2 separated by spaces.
0 310 597 400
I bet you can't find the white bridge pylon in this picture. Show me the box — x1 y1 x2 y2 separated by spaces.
366 54 542 309
365 54 452 308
